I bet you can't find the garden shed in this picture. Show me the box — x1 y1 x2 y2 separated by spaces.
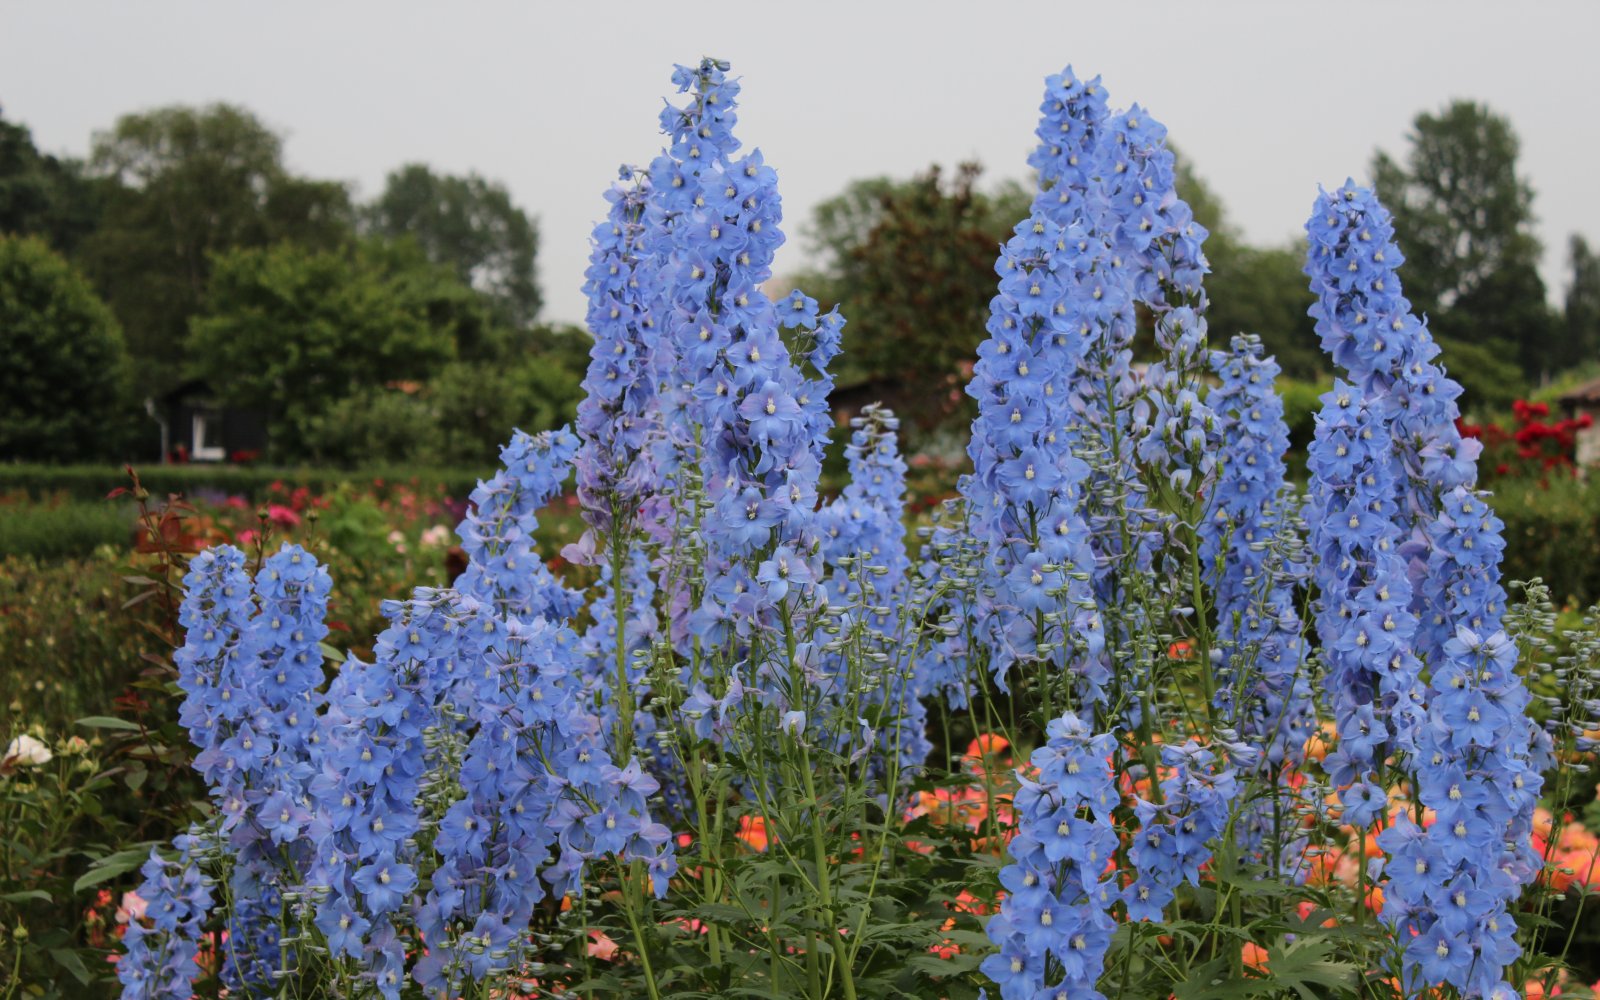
149 380 268 464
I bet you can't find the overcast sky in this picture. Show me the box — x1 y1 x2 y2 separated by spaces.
4 1 1597 326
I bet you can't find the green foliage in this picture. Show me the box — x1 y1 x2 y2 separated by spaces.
0 235 134 462
1373 100 1553 385
79 103 356 394
0 107 102 253
0 463 488 503
430 347 585 464
188 239 457 461
1275 377 1324 474
0 498 133 559
798 163 1029 440
0 729 158 998
366 163 542 327
302 385 445 467
1206 242 1323 380
1438 337 1528 415
1561 235 1600 372
1494 475 1600 609
293 348 586 468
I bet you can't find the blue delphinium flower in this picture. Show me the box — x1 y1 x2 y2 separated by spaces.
815 404 929 770
575 164 666 546
167 543 333 991
455 426 585 625
117 831 214 1000
1304 182 1481 665
1379 490 1539 997
173 544 257 808
1202 336 1313 765
1125 740 1249 923
982 712 1118 1000
960 188 1107 702
1305 377 1422 825
1308 182 1538 996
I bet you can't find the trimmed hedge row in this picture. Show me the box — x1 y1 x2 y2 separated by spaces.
0 463 491 504
0 501 136 559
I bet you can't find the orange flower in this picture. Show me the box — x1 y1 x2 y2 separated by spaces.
1241 942 1269 971
1303 722 1337 763
737 815 770 852
966 733 1010 759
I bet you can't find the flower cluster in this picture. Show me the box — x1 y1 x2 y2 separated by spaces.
982 712 1118 1000
117 832 213 1000
1306 377 1422 825
1202 335 1313 764
1379 490 1539 997
1125 741 1245 921
112 57 1568 1000
455 427 584 624
817 403 928 769
1459 399 1593 481
961 73 1113 697
574 165 664 541
1308 183 1541 996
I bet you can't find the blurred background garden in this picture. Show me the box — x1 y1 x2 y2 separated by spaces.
5 3 1600 994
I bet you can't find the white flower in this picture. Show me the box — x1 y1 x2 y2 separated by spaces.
420 524 451 548
4 734 53 769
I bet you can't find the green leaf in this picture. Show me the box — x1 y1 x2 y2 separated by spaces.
0 889 51 904
75 715 140 732
49 947 92 985
1265 937 1360 1000
73 846 157 892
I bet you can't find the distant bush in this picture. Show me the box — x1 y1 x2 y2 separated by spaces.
1494 473 1600 607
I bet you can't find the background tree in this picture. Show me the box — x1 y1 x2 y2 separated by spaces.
0 108 102 253
1561 235 1600 373
0 235 132 461
366 163 542 328
80 104 355 395
187 240 455 461
1373 100 1555 383
797 162 1028 441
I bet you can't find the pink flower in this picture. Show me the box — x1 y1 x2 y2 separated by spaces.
116 890 147 925
586 929 619 961
266 504 301 529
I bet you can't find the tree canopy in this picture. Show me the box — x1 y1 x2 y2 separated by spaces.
187 240 457 461
79 104 355 394
796 162 1029 439
1373 100 1556 381
366 163 542 328
0 235 132 461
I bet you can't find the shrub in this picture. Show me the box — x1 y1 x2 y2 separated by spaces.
0 235 135 462
1494 475 1600 608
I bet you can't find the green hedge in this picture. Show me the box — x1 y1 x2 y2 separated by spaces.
0 463 493 504
0 501 136 559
